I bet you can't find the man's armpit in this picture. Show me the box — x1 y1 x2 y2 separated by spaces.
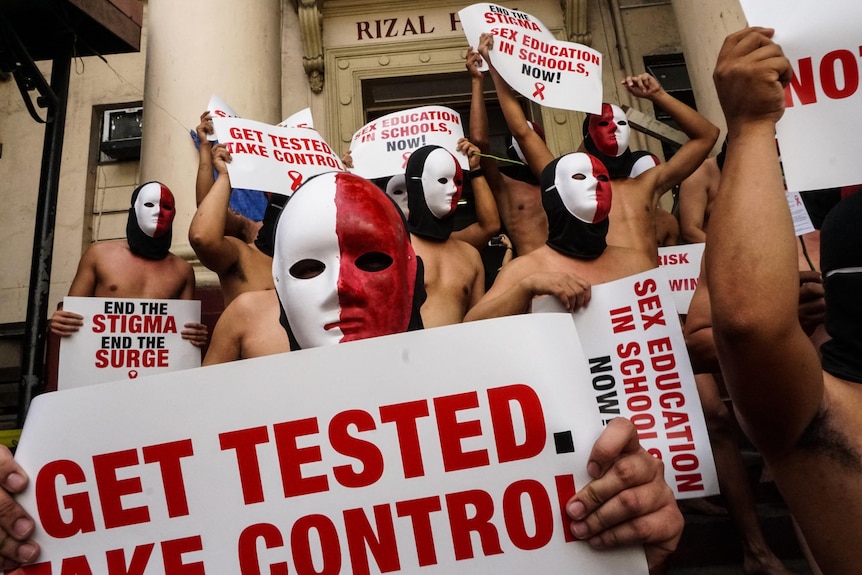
797 409 862 472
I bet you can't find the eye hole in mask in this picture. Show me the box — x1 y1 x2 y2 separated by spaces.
356 252 393 272
290 259 325 279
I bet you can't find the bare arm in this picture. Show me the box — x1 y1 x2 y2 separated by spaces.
678 159 713 243
682 260 718 374
202 301 242 365
50 244 100 336
194 111 215 207
188 145 242 276
451 138 500 249
707 27 822 453
624 74 719 199
465 258 591 321
478 33 555 177
195 111 248 239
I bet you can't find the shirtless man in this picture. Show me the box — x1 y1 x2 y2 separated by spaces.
708 27 862 573
465 152 653 321
188 145 275 306
478 33 718 264
49 182 207 347
466 46 547 256
377 138 500 252
405 145 485 327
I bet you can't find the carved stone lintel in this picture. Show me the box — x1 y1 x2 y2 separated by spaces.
561 0 592 46
297 0 325 93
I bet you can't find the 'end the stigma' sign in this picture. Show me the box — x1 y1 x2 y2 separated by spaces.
57 297 200 390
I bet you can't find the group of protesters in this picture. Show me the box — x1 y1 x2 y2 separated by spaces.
0 25 859 575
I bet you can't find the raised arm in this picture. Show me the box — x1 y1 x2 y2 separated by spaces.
706 27 822 453
478 33 555 177
194 111 248 240
451 138 500 249
188 145 242 276
194 111 216 207
466 47 506 199
624 74 719 198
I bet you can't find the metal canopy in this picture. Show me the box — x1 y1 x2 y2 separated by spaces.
0 0 142 62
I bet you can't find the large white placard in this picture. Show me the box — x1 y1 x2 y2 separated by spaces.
739 1 862 192
13 315 647 574
57 297 201 390
349 106 467 180
533 270 719 499
212 117 344 196
458 3 602 113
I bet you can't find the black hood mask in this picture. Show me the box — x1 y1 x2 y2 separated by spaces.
819 191 862 383
126 181 174 260
541 153 612 260
406 145 464 241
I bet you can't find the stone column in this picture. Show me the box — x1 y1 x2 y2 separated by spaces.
671 0 746 140
140 0 282 256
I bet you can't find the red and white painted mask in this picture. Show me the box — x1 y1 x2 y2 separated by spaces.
273 172 417 349
588 103 630 158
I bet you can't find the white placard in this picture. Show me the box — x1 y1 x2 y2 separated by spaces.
459 3 602 113
533 270 719 499
349 106 467 180
787 191 815 236
205 94 240 141
458 3 555 71
278 108 314 129
212 117 344 196
658 243 705 315
15 315 646 574
57 297 201 390
740 1 862 192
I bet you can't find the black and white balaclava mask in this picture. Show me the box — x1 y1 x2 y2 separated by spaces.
406 145 464 241
126 181 175 260
541 152 612 259
819 190 862 383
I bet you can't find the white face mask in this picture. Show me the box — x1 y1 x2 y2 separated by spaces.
385 173 409 218
553 153 612 223
273 172 416 349
133 182 175 238
420 148 463 219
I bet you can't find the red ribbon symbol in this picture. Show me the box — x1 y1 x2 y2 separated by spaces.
532 82 546 100
288 170 304 191
401 152 412 169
